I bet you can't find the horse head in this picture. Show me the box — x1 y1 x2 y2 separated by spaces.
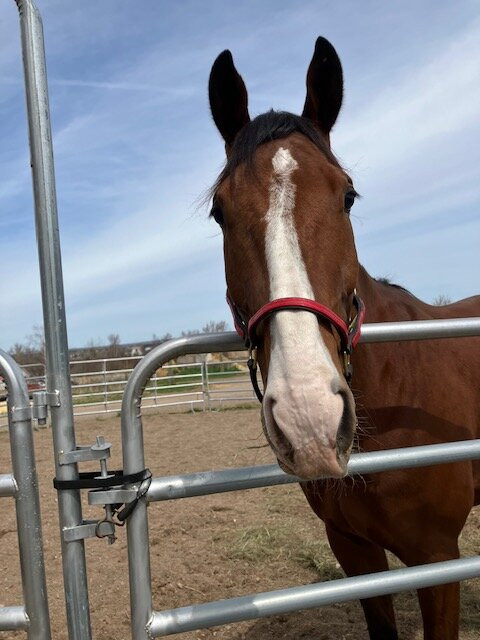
209 38 360 480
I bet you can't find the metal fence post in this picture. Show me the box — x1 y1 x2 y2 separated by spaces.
153 366 159 406
13 2 92 638
102 359 108 412
201 359 211 411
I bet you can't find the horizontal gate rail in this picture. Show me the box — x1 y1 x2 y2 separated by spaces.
149 556 480 636
0 607 29 632
123 317 480 427
0 350 51 638
147 439 480 502
0 474 17 497
360 316 480 342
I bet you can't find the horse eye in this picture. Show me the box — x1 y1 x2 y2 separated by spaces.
210 205 224 227
344 190 357 213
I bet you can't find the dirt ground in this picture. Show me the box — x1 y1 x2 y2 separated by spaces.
0 407 479 639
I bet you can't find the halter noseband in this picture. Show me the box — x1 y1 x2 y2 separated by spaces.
227 291 365 402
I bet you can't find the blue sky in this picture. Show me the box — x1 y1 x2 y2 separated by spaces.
1 0 479 349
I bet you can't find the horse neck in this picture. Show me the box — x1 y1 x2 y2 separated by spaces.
357 265 432 323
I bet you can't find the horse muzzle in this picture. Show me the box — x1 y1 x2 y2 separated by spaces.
261 381 356 480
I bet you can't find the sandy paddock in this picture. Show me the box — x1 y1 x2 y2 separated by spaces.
0 407 479 639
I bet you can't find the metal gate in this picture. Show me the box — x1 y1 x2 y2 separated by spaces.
120 324 480 638
6 1 480 639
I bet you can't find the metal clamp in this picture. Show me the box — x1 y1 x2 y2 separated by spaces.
63 519 115 543
94 436 117 544
9 405 32 423
31 391 48 424
30 389 60 425
59 435 111 466
57 435 150 544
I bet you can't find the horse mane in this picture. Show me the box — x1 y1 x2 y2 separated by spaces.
374 276 411 294
209 110 341 198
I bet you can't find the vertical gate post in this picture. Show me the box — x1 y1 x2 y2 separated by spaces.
122 394 153 640
14 2 92 639
0 350 51 639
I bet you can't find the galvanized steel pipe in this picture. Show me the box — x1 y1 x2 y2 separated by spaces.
0 606 28 631
0 474 17 497
147 439 480 502
122 335 241 640
360 316 480 342
13 1 91 638
0 350 51 639
148 556 480 636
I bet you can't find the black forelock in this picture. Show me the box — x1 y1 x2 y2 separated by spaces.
209 110 341 198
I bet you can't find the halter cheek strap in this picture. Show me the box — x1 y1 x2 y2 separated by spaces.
226 290 366 402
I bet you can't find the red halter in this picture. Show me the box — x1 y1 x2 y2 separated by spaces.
226 291 366 401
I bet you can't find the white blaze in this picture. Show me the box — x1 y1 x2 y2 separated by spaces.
263 147 342 452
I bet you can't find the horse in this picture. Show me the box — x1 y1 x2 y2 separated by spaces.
207 37 480 640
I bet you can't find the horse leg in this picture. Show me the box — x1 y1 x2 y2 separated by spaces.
417 582 459 640
325 522 398 640
395 540 460 640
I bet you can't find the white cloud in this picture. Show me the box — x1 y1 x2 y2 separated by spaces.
1 1 479 348
335 15 480 203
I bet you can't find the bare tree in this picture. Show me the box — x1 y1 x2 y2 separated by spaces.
152 332 172 343
26 324 46 354
202 320 228 334
9 325 45 375
107 333 121 358
83 338 102 361
432 294 451 306
181 320 229 337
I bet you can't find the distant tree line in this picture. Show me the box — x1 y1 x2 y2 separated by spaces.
8 294 454 372
8 321 230 370
9 325 46 376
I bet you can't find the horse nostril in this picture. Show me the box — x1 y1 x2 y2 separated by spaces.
336 389 355 455
282 438 295 467
263 396 295 465
330 377 342 394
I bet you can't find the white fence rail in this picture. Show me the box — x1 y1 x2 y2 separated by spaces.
0 354 257 427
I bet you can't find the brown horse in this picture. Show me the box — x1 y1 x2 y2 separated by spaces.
208 37 480 639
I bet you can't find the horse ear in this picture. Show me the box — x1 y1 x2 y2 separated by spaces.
302 37 343 141
209 50 250 149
